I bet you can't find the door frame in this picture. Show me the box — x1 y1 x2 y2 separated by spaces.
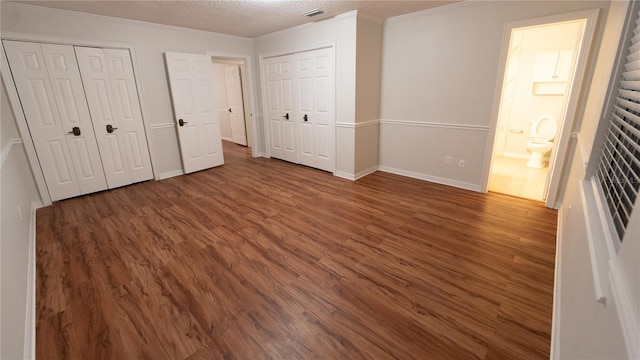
206 51 259 156
1 32 157 206
481 9 600 208
258 40 337 173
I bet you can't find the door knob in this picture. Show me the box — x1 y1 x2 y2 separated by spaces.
68 127 81 136
106 124 118 133
228 108 232 113
178 119 188 126
303 114 308 122
283 113 289 120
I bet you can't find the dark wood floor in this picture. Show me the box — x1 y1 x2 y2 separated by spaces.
36 141 558 359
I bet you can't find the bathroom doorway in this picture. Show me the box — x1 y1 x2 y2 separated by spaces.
484 11 598 205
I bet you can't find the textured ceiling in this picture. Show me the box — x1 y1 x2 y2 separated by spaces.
11 0 461 38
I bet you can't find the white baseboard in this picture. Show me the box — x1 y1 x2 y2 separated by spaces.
334 165 378 181
24 201 43 360
159 169 184 180
550 205 564 359
377 165 481 192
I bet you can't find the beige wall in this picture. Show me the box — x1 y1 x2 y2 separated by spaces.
354 15 382 177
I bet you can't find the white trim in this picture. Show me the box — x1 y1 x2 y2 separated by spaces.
336 119 380 129
609 256 640 359
2 2 248 41
580 179 617 303
550 205 565 360
24 200 43 360
378 165 481 192
385 1 478 24
159 169 184 180
260 40 336 60
335 165 378 181
379 119 489 132
150 123 176 130
257 11 357 40
0 138 22 169
576 133 590 171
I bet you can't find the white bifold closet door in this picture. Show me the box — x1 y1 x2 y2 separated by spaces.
3 40 107 201
3 40 153 201
75 46 153 188
264 47 335 172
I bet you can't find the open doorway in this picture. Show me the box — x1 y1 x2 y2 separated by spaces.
489 21 584 201
484 9 599 206
210 57 252 150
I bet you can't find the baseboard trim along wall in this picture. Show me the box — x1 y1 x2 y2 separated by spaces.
159 169 184 180
335 165 378 181
24 200 43 360
550 206 565 359
378 165 481 192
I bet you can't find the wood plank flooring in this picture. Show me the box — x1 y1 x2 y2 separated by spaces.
36 141 558 359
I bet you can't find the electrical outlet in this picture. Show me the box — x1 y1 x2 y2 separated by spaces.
17 206 24 220
458 159 465 168
445 156 452 165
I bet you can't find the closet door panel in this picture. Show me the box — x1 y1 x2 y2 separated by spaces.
295 48 334 172
75 46 132 188
41 44 108 194
264 55 297 163
3 40 81 200
103 49 153 183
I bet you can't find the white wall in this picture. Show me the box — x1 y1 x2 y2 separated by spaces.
253 11 357 175
379 1 611 190
555 0 639 358
1 2 254 179
1 75 41 360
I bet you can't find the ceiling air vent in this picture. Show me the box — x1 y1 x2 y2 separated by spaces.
301 9 324 17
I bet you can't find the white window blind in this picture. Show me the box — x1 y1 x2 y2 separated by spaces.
595 9 640 241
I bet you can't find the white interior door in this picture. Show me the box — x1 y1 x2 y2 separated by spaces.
3 40 107 201
165 52 224 173
102 48 154 183
264 54 297 163
40 44 108 195
75 46 132 188
294 48 334 172
225 65 247 146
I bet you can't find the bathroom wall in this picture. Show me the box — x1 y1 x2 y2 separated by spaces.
495 21 583 158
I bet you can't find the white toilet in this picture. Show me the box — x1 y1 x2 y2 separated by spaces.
526 115 557 168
